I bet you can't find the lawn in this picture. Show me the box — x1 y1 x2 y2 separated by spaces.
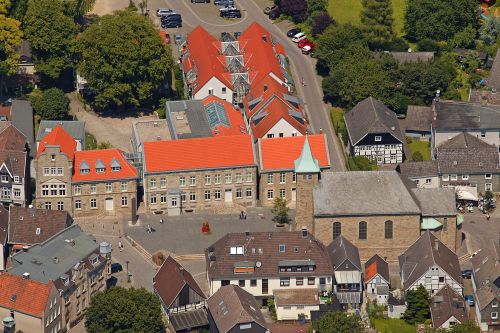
328 0 407 36
407 139 431 161
371 318 416 333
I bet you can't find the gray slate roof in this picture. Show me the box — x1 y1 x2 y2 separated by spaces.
0 150 26 178
165 100 213 139
344 97 404 145
390 52 435 64
398 161 438 179
430 285 467 328
405 105 432 132
364 254 390 283
37 121 85 142
11 100 34 157
411 188 456 217
9 225 99 283
314 171 421 216
399 231 462 291
327 235 361 271
434 100 500 131
470 240 500 311
487 49 500 91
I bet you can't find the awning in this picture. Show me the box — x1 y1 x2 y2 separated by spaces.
455 186 478 201
421 217 443 230
334 271 361 284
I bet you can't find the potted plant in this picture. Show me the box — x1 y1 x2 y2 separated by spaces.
201 221 210 235
298 313 306 324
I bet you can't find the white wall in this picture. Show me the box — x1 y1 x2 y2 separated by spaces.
276 304 319 321
411 176 440 189
0 244 4 271
354 143 403 164
194 77 233 101
377 294 388 306
366 275 389 295
435 131 500 149
264 118 303 139
388 304 406 319
439 316 463 329
407 266 463 296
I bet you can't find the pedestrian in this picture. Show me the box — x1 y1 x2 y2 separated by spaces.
160 218 164 224
118 241 123 251
240 211 244 220
147 224 152 233
486 213 490 221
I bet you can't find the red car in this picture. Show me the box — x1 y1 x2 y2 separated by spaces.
301 43 315 55
297 38 311 48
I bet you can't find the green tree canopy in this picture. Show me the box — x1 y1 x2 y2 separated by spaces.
480 16 500 46
23 0 78 80
425 321 481 333
404 0 479 41
30 88 70 120
76 10 172 111
0 0 23 76
360 0 395 49
403 284 430 324
309 312 365 333
85 287 163 333
316 24 366 70
271 197 290 224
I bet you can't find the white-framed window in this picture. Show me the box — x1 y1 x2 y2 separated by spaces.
425 178 431 184
45 202 51 210
111 166 121 172
462 175 469 180
492 301 498 308
246 172 252 183
485 173 492 179
375 136 382 142
150 195 157 205
239 323 251 330
43 167 50 176
179 176 186 187
279 189 286 198
50 184 57 195
181 193 186 202
171 197 178 207
205 190 211 201
279 244 285 252
222 87 227 94
96 167 105 173
225 174 232 184
215 174 221 184
80 167 90 174
121 182 128 191
204 175 211 185
57 167 63 176
214 190 221 200
0 175 8 182
279 172 286 184
189 175 196 186
75 200 81 210
267 134 274 138
160 178 166 188
42 185 49 196
13 189 20 197
90 184 97 194
121 196 128 207
267 189 273 200
236 173 243 183
236 188 242 198
73 185 81 195
208 88 214 95
13 176 19 183
492 312 498 320
442 174 449 181
90 199 97 209
160 193 167 203
486 183 492 191
450 174 457 181
150 178 157 189
189 192 196 201
280 277 290 286
105 183 112 193
267 173 274 185
292 173 296 183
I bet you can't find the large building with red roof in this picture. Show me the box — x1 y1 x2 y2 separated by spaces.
142 135 257 214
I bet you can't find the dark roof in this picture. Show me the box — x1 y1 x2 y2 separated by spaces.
399 231 462 291
434 100 500 131
153 256 206 308
436 133 499 173
487 49 500 90
10 100 35 157
397 161 438 179
470 240 500 311
165 100 213 139
0 150 26 178
468 89 500 105
411 188 457 217
344 97 404 145
327 235 361 271
364 254 390 283
430 285 467 328
0 206 8 245
390 52 435 64
17 39 33 63
405 105 432 132
452 48 488 61
0 125 27 151
8 206 70 246
207 285 268 333
205 231 332 280
169 308 208 331
36 121 85 142
310 301 343 323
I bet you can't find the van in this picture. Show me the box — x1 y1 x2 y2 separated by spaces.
161 16 182 28
156 8 175 17
161 13 181 21
220 8 241 18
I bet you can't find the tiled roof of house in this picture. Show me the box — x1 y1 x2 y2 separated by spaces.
36 120 85 143
205 231 333 280
411 188 456 217
405 105 432 132
399 231 462 291
36 125 77 160
207 285 268 333
430 284 467 328
243 75 290 119
202 96 247 136
0 273 51 318
153 256 205 309
72 149 137 182
259 135 329 171
390 52 434 64
143 135 255 173
0 206 8 245
344 97 404 145
364 254 390 283
0 150 26 178
8 206 70 246
327 235 362 271
434 100 500 130
11 100 35 157
470 240 500 311
274 288 319 306
0 124 27 151
397 161 438 179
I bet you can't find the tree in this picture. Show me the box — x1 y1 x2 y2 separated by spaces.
404 0 479 41
348 156 378 171
484 190 494 201
271 197 290 224
480 16 500 45
76 10 172 111
425 321 481 333
450 25 476 49
277 0 307 23
85 287 163 333
7 0 28 21
316 24 366 70
417 38 439 52
360 0 395 49
309 312 365 333
306 0 327 16
403 285 430 324
0 0 23 76
23 0 78 80
30 88 70 120
312 13 334 36
62 0 95 19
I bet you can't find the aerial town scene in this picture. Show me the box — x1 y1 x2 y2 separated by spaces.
0 0 499 332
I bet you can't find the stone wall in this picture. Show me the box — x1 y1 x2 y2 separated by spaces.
296 173 318 234
428 216 459 252
259 170 296 207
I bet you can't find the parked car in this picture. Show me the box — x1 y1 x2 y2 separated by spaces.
220 8 241 18
287 28 301 37
264 5 278 15
111 263 123 274
234 31 242 39
292 32 307 43
465 294 475 306
298 38 312 48
461 269 472 279
302 44 315 55
269 6 280 20
162 19 182 28
174 34 183 44
214 0 234 6
156 8 175 16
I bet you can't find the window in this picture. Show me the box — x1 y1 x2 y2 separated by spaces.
221 280 230 286
160 193 167 203
267 173 274 184
121 197 128 207
189 175 196 186
280 277 290 286
181 193 186 202
57 202 64 211
13 176 19 183
96 167 105 173
233 173 242 183
492 302 498 308
239 323 252 330
238 280 245 287
150 195 157 205
267 134 274 138
236 188 242 198
267 189 274 200
105 183 112 193
279 244 286 253
308 277 315 285
375 136 382 142
222 87 227 94
50 167 57 175
208 88 214 95
486 183 492 191
485 173 492 179
121 182 128 191
80 167 89 174
57 167 63 176
359 221 367 240
246 188 252 198
43 167 50 176
279 172 286 183
250 279 257 287
246 172 252 183
45 202 51 210
73 185 81 195
279 188 286 198
50 184 57 196
204 175 211 185
160 178 166 188
51 155 55 161
450 174 457 181
492 312 498 320
0 175 8 182
189 192 196 201
215 174 221 184
439 277 445 283
58 184 66 196
90 199 97 209
13 189 20 197
442 174 449 181
481 131 486 138
42 185 49 196
425 178 432 184
462 175 469 180
385 220 393 239
179 176 186 186
319 277 326 285
171 197 178 207
292 173 296 182
296 277 304 286
205 190 211 200
150 178 157 189
333 222 341 238
225 174 232 184
214 190 221 200
90 184 96 194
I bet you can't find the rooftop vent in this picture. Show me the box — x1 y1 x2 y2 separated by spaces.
9 294 16 302
19 216 23 221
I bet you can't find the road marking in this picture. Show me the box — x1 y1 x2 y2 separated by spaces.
162 0 247 27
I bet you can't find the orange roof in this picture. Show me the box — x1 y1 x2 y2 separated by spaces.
0 273 51 317
72 149 137 182
202 95 247 136
183 26 231 94
259 135 330 171
243 75 290 119
36 125 77 160
365 261 378 282
144 135 255 173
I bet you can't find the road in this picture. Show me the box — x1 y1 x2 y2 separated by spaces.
147 0 347 171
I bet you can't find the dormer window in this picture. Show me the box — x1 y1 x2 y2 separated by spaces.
375 136 382 142
90 254 99 265
110 158 121 172
230 246 244 255
95 160 106 173
279 244 285 253
80 160 90 174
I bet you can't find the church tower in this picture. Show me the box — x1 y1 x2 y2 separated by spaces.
294 136 320 234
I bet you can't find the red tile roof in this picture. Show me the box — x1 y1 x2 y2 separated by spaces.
243 75 290 119
36 125 76 160
0 125 27 151
364 254 390 283
259 135 330 171
0 273 51 317
202 96 247 136
0 106 11 120
72 149 137 182
144 135 255 173
183 26 231 94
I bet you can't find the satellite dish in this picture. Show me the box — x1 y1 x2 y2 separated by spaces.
256 261 262 268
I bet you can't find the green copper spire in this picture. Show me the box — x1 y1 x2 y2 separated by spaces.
294 136 320 173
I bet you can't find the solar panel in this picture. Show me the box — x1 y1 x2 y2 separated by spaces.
206 102 230 129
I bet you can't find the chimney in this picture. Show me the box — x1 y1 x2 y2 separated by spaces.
245 230 250 240
22 272 30 279
434 238 439 252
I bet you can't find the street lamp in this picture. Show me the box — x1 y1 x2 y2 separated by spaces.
126 260 130 283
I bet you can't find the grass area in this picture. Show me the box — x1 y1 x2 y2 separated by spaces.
328 0 407 36
407 139 431 161
371 318 416 333
330 107 347 142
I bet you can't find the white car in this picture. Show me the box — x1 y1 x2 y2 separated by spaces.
156 8 175 17
292 32 307 43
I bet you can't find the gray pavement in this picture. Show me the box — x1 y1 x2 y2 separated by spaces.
462 210 500 254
